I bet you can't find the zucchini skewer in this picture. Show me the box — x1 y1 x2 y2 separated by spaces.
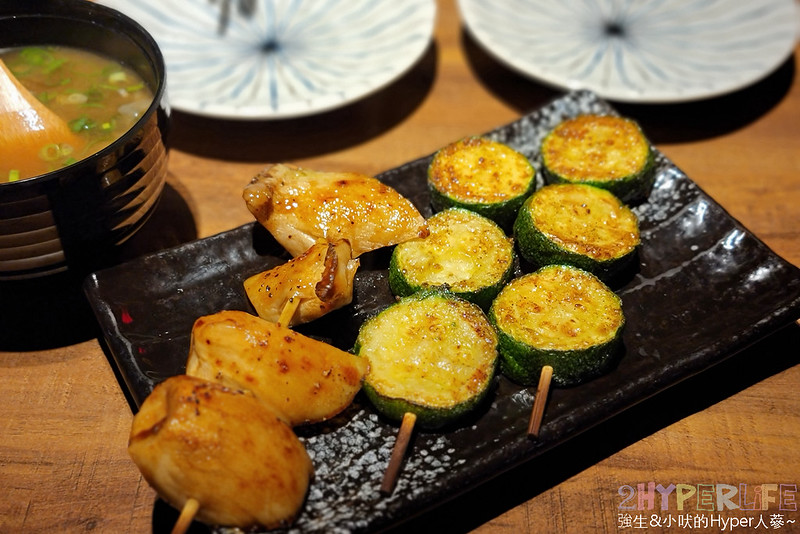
513 183 640 281
354 290 499 493
489 264 624 387
540 114 655 204
427 136 536 230
389 207 515 309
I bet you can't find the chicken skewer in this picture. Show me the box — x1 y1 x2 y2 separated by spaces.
132 164 429 530
159 297 364 533
128 374 313 531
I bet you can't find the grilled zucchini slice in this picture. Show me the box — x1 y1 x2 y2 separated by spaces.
513 183 640 280
427 136 536 229
540 114 654 204
388 208 515 309
353 290 498 429
489 264 624 387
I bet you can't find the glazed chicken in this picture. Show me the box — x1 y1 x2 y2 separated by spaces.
128 375 313 530
243 163 428 257
244 239 359 327
186 310 368 427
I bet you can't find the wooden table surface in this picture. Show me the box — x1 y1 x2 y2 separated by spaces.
2 1 799 532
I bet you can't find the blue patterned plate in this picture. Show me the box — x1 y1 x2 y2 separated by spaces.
457 0 797 103
99 0 436 118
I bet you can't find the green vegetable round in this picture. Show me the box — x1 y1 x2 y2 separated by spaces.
389 208 515 309
427 136 536 229
354 290 498 429
513 183 640 280
489 264 624 387
540 114 655 204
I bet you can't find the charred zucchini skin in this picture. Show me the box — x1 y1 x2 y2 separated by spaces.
353 290 498 429
540 114 655 204
513 183 640 280
497 332 621 387
359 379 492 429
427 136 536 229
489 265 624 387
388 208 516 309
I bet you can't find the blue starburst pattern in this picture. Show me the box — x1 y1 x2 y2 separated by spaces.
458 0 797 103
101 0 436 118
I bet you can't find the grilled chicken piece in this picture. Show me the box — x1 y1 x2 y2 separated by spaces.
244 239 359 328
186 310 368 426
243 163 428 257
128 375 312 530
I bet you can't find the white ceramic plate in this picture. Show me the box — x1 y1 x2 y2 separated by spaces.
100 0 436 119
457 0 798 103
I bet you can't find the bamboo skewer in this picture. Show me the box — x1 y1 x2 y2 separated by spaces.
277 295 301 327
527 365 554 437
380 411 417 495
172 498 200 534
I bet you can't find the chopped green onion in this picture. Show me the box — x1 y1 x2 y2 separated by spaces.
42 58 66 74
8 169 20 182
19 47 65 75
39 144 62 161
69 115 96 132
20 47 54 66
126 83 145 92
62 157 78 167
37 143 74 162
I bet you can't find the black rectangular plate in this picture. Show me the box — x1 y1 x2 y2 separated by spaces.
84 90 800 533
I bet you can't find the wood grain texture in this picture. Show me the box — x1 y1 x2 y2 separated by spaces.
1 1 798 533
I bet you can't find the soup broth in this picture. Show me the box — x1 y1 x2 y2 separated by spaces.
1 45 154 182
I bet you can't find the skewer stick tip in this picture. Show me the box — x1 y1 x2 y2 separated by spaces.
380 411 417 495
171 497 200 534
277 296 301 328
527 365 554 438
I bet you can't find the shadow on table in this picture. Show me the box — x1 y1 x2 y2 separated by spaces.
460 29 796 145
0 182 197 352
382 320 800 534
166 43 437 162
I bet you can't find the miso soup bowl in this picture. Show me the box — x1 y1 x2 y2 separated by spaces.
0 0 169 280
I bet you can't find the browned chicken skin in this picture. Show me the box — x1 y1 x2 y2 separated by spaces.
128 375 313 529
244 239 359 327
186 310 368 427
243 163 428 257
